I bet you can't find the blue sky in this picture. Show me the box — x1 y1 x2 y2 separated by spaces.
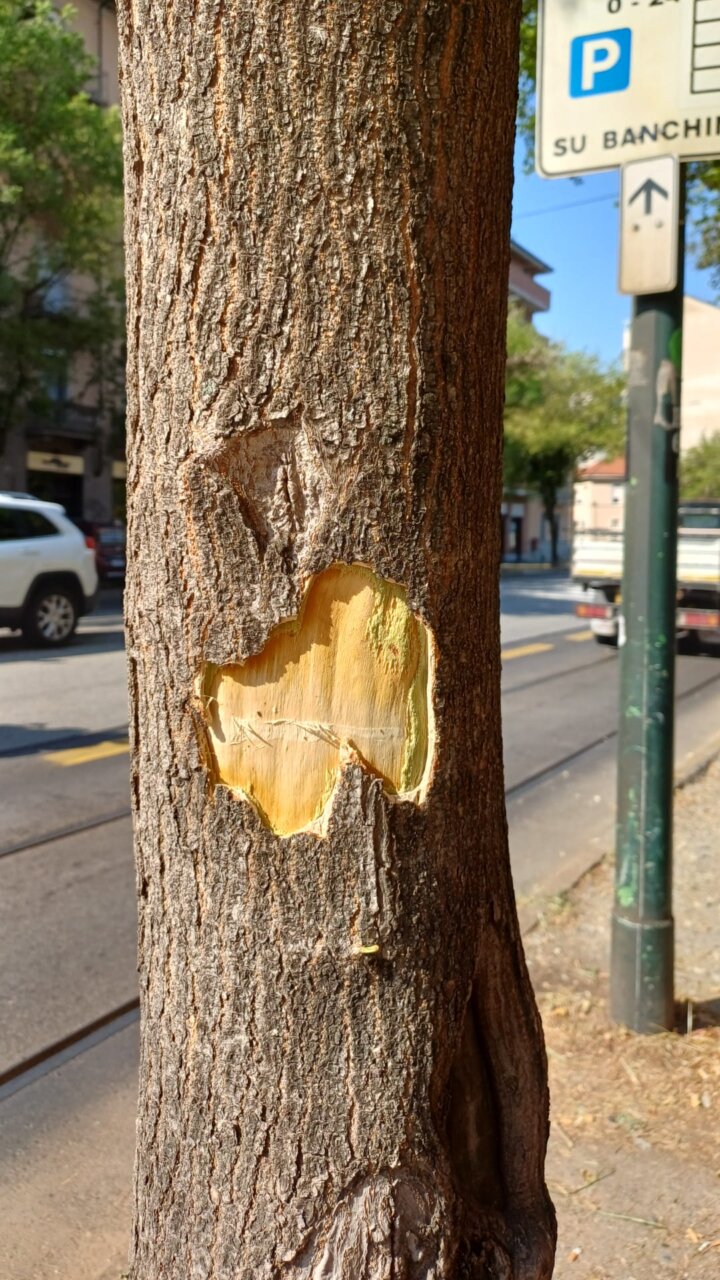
510 144 718 365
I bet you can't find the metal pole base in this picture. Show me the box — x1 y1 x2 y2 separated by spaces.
610 916 675 1034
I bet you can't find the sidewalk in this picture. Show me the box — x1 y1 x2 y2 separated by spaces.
525 758 720 1279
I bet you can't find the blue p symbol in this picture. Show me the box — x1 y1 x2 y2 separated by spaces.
570 29 632 98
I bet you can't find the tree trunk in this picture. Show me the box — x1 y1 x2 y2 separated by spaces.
117 3 555 1277
546 503 559 567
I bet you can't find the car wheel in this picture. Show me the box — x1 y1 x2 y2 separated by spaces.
22 587 78 647
594 633 618 647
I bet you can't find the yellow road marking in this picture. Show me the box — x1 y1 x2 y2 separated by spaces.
46 740 129 767
566 629 594 643
502 642 554 662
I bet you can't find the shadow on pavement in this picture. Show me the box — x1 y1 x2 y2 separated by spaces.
0 610 125 661
0 630 125 661
0 722 128 759
500 573 581 619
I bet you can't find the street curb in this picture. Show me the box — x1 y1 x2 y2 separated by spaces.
501 563 560 576
518 728 720 938
674 728 720 791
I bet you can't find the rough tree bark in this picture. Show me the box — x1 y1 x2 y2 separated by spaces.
117 2 555 1277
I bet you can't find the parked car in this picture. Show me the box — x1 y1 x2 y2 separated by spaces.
75 519 126 581
0 492 98 645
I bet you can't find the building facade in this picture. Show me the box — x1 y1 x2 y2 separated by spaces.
573 456 626 534
577 296 720 537
680 296 720 452
502 241 571 563
0 0 124 522
508 240 552 321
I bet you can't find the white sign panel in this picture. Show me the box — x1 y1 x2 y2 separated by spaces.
619 156 679 295
537 0 720 177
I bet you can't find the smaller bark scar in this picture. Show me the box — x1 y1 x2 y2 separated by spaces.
199 563 435 836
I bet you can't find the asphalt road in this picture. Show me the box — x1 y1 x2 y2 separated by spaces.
3 577 720 1069
2 574 720 1278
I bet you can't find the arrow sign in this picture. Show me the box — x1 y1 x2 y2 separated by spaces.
619 157 679 296
629 178 669 217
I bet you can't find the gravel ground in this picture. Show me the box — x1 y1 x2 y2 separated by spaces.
524 760 720 1280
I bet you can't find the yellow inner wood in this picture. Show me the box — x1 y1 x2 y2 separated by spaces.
201 563 432 836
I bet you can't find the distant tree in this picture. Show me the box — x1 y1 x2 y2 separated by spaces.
692 169 720 286
517 0 538 164
505 305 625 563
0 0 124 459
681 435 720 500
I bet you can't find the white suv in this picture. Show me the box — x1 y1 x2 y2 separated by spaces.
0 493 99 646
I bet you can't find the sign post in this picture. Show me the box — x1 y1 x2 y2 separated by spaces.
612 172 686 1033
536 1 720 1031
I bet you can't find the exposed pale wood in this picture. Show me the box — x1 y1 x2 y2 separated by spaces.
201 562 433 836
117 1 556 1276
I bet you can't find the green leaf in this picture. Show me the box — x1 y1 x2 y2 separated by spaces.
0 0 124 448
504 303 626 553
680 436 720 499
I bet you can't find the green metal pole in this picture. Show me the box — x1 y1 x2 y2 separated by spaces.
610 169 686 1034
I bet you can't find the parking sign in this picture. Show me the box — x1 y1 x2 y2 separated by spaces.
538 0 720 177
570 29 633 99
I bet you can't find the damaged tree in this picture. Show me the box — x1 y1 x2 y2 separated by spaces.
117 2 555 1276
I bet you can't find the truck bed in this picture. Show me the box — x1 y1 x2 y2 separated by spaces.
573 521 720 591
572 532 623 585
677 528 720 586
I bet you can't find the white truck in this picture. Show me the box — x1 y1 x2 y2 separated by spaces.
572 501 720 649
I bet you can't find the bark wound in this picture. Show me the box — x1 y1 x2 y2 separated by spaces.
200 562 434 836
202 414 332 564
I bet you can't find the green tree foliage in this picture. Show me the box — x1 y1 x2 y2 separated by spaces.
505 304 625 562
681 435 720 500
0 0 124 451
690 160 720 284
517 0 538 163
